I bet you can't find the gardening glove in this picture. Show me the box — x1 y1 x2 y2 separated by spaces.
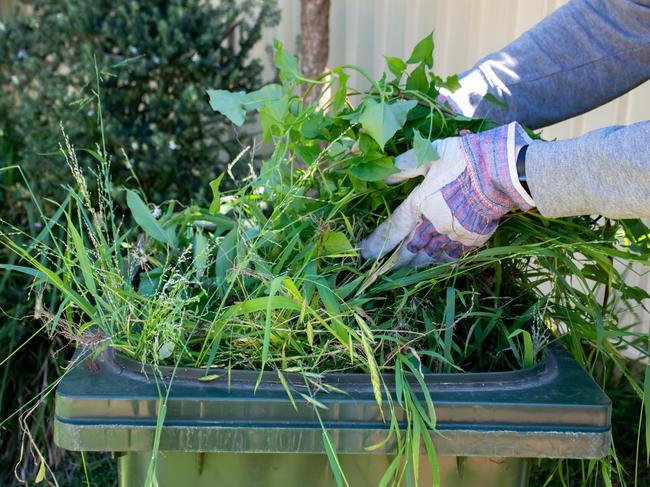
360 122 535 269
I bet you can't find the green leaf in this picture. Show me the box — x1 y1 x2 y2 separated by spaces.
301 111 330 139
322 231 356 256
207 89 248 126
413 130 439 166
35 461 46 484
483 93 508 109
245 84 283 110
407 32 434 68
198 374 220 382
274 39 301 85
359 99 417 149
405 63 428 92
294 144 322 165
208 85 283 127
358 133 380 154
208 174 224 215
193 230 209 280
350 155 399 182
126 190 174 245
441 74 461 93
509 329 534 368
158 341 175 360
385 56 407 79
216 226 238 290
259 95 290 140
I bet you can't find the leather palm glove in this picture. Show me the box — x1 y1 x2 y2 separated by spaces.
360 122 535 268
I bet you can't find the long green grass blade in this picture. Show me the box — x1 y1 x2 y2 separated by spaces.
66 214 98 296
443 287 456 373
643 365 650 464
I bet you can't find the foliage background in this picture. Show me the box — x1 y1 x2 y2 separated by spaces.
0 0 279 484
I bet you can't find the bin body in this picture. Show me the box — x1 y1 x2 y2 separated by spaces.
118 451 529 487
55 345 610 487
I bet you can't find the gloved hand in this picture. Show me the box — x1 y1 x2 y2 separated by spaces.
360 122 535 268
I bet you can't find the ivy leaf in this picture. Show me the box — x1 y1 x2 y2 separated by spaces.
301 111 330 139
385 56 407 80
358 133 380 154
406 63 428 92
207 89 248 126
294 144 322 165
413 130 440 166
259 95 290 141
322 231 356 257
274 39 301 85
246 84 283 110
359 99 417 149
207 85 283 127
209 173 224 215
441 74 461 93
350 155 399 181
407 32 434 68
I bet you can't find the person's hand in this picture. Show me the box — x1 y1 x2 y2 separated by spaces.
360 122 535 268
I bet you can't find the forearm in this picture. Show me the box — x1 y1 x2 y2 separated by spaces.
526 120 650 218
445 0 650 129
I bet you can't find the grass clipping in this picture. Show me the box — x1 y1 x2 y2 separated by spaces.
2 35 649 486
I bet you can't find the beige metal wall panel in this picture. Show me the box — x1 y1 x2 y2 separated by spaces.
0 0 14 18
257 0 648 135
255 0 648 334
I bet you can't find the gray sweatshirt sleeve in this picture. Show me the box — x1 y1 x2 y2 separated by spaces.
526 121 650 218
444 0 650 219
445 0 650 128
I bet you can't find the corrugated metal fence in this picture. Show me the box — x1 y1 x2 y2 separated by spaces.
257 0 650 140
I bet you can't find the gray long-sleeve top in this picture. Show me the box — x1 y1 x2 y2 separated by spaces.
446 0 650 218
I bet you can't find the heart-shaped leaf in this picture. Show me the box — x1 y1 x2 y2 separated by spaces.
360 99 417 149
322 231 356 256
407 32 434 68
350 155 399 181
385 56 407 80
274 39 301 85
207 89 249 126
413 130 439 166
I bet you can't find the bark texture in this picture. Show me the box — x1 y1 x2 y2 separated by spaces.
300 0 330 101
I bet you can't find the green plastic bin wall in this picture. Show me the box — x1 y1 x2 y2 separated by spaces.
54 345 611 486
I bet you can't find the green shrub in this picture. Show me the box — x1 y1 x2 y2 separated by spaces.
0 0 280 203
0 1 279 483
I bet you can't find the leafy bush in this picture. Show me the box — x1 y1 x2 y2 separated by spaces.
0 0 280 203
0 0 279 483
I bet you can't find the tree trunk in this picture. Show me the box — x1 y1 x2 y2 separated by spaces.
300 0 330 102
